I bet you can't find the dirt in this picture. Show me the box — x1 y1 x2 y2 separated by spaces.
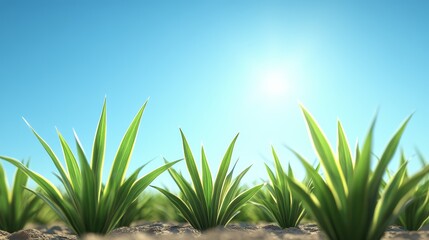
0 222 429 240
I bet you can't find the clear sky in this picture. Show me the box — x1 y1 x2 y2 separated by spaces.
1 1 428 189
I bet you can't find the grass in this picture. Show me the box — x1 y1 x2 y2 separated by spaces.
0 100 180 235
253 147 313 228
397 150 429 230
234 185 272 223
284 106 429 240
0 161 40 232
2 100 429 236
153 130 264 231
32 194 60 225
117 191 184 226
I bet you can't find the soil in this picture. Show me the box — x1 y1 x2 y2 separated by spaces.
1 222 428 240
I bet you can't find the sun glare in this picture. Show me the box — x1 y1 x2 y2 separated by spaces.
249 61 299 104
261 69 288 97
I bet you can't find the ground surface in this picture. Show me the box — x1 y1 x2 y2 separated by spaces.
0 222 429 240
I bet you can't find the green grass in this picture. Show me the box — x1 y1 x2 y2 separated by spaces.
2 100 429 236
397 150 429 230
32 194 60 225
0 100 179 235
117 191 184 226
153 130 264 231
253 147 313 228
234 185 272 223
0 161 41 232
285 106 429 240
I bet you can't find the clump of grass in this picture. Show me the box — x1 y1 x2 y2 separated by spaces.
153 130 263 231
116 192 152 227
32 194 59 225
142 191 185 222
234 185 272 223
117 191 184 226
286 106 429 240
0 161 40 232
0 100 179 235
397 150 429 230
254 147 312 228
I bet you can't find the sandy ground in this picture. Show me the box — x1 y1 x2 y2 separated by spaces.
1 222 429 240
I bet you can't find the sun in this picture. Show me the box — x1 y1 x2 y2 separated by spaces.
249 62 299 103
261 69 288 97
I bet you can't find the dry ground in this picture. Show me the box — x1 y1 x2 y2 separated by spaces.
1 222 429 240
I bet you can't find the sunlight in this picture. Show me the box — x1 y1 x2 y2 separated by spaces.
261 70 288 96
256 67 292 100
248 61 302 106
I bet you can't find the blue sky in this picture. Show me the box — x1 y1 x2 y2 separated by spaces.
1 1 428 189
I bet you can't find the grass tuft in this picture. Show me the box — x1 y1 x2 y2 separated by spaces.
285 106 429 240
0 100 179 235
396 150 429 230
254 147 314 228
0 161 41 232
153 130 263 231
